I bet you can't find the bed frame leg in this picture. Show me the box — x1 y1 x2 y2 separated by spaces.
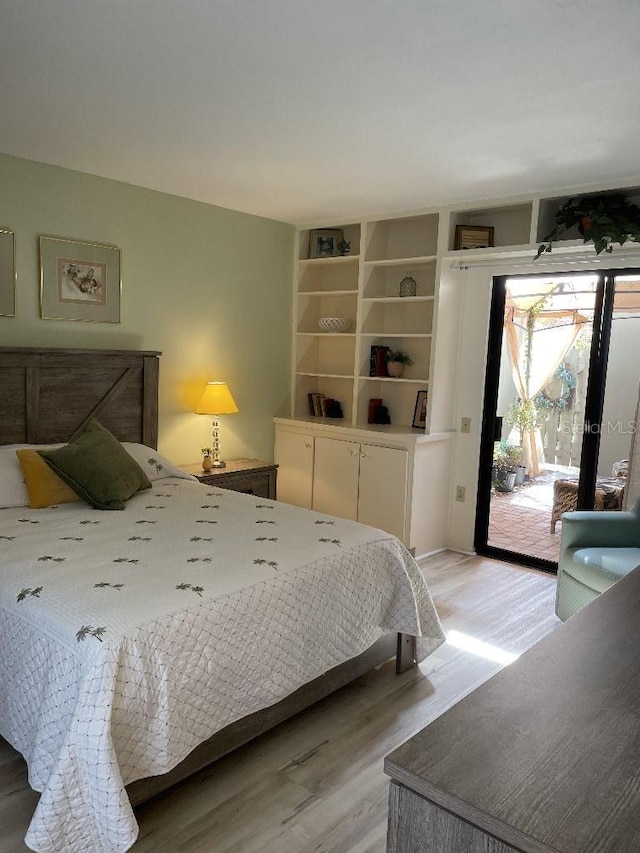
396 633 416 674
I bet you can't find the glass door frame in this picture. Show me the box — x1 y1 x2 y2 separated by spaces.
474 267 638 573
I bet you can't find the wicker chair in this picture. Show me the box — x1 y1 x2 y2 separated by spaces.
550 476 626 533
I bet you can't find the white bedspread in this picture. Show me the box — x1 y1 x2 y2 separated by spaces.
0 479 444 852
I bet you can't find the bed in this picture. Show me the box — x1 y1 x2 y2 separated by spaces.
0 347 445 853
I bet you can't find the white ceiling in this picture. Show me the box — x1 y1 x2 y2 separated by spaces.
1 0 640 225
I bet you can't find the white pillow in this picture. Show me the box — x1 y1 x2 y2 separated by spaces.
121 443 198 483
0 444 64 508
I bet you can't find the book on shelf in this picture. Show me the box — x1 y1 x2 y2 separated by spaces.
369 345 389 377
368 398 383 424
308 392 326 417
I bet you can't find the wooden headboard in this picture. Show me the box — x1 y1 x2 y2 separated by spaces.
0 348 161 448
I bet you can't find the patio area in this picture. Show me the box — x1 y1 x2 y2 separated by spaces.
487 466 578 563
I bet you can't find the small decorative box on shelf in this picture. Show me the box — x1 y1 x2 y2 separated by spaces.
180 459 278 500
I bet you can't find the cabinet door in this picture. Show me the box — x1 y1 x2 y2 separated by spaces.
312 436 360 520
358 444 408 541
274 431 314 508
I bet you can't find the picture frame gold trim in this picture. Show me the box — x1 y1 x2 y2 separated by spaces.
0 228 16 318
40 235 121 323
412 389 428 429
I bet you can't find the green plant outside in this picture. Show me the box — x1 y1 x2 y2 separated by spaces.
506 398 540 434
493 439 523 473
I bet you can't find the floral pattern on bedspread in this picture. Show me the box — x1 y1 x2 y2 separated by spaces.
0 479 444 853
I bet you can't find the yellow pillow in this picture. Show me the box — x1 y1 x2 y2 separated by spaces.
16 449 81 509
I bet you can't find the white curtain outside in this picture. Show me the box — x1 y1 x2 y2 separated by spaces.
505 308 585 477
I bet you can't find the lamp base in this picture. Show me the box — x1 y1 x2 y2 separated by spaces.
211 460 226 468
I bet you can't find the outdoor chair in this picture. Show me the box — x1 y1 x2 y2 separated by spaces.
556 497 640 621
550 475 626 533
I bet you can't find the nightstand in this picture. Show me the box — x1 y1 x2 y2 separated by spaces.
181 459 278 500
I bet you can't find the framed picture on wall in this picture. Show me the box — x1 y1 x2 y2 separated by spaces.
0 228 16 318
454 224 495 251
412 390 428 429
40 235 121 322
308 228 344 259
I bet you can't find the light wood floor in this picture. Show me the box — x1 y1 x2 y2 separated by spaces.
0 553 560 853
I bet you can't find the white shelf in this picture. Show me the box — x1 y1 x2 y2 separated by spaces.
361 296 435 304
359 376 430 384
363 255 437 267
297 332 356 338
298 255 360 266
359 333 432 339
444 242 534 261
296 371 354 379
297 289 358 296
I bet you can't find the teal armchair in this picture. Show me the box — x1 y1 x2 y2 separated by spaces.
556 497 640 620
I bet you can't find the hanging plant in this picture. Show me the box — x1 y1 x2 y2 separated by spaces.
534 365 576 412
534 192 640 259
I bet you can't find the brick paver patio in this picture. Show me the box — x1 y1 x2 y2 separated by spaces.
487 468 577 563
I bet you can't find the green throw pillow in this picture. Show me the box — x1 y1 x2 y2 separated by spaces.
38 419 151 510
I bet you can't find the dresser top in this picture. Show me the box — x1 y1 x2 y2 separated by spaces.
385 566 640 853
181 459 277 477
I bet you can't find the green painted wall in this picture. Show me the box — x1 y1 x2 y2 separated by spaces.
0 153 294 464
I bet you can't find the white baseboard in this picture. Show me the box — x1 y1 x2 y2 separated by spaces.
445 541 476 556
415 546 446 561
415 544 476 561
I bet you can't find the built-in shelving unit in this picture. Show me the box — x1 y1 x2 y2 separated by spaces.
278 180 640 550
291 214 440 431
289 181 640 434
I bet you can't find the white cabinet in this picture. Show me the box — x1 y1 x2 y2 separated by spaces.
274 420 452 557
358 443 408 539
274 429 314 509
312 436 408 540
312 436 360 521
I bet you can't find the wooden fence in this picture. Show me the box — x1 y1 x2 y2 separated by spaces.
538 348 589 469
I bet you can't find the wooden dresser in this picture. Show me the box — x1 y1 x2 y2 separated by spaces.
385 566 640 853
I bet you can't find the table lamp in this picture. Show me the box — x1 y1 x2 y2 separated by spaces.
195 381 239 468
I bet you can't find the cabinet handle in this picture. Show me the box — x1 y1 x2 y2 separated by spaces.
349 449 358 457
305 442 312 449
360 452 367 459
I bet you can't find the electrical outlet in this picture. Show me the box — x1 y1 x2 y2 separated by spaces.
460 417 471 434
455 485 466 502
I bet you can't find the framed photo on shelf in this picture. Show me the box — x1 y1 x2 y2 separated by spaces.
308 228 344 259
40 235 121 322
454 224 494 251
412 390 428 429
0 228 16 318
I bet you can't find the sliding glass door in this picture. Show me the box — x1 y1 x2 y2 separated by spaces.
475 270 640 571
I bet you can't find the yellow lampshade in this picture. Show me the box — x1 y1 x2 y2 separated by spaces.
195 382 239 416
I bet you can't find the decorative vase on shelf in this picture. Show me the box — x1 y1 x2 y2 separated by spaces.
387 361 404 378
202 455 214 472
399 273 417 297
